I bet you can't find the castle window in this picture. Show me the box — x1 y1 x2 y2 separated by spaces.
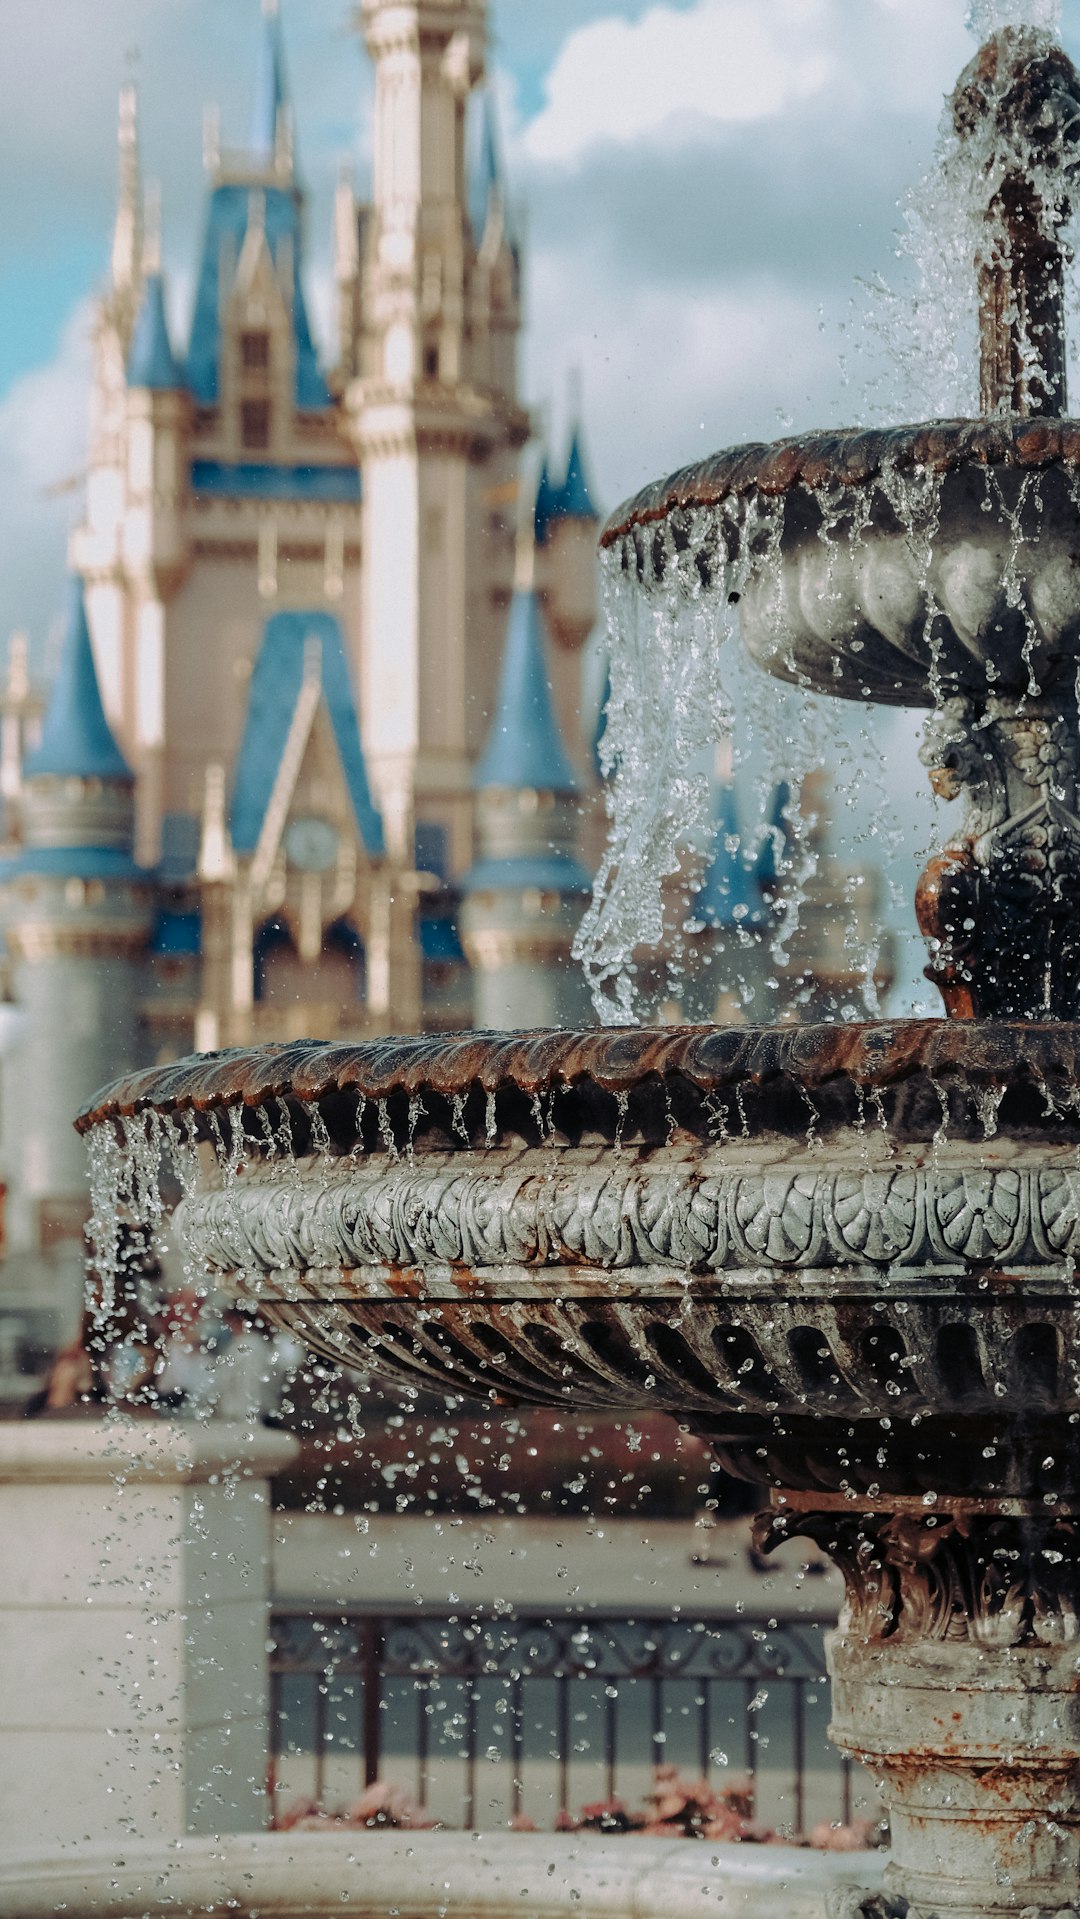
424 343 440 379
241 329 271 372
241 398 271 451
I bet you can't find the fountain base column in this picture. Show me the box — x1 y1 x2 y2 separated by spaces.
764 1498 1080 1918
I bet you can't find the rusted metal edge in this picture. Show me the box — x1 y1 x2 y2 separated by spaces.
599 417 1080 549
75 1017 1080 1132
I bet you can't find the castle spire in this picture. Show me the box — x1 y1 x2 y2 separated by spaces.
26 580 131 784
110 82 143 296
251 0 291 171
127 272 183 391
474 580 579 796
556 381 598 525
469 85 510 248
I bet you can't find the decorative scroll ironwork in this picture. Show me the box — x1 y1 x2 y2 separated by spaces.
269 1602 848 1834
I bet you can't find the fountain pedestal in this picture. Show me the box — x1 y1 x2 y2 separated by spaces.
769 1497 1080 1918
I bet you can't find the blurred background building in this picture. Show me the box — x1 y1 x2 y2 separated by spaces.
0 0 892 1390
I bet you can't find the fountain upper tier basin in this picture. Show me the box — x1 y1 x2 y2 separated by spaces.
80 1024 1080 1500
601 418 1080 707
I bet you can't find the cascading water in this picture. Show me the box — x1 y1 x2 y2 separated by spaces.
577 8 1080 1028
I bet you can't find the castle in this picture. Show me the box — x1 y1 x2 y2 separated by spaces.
0 0 894 1381
0 0 602 1362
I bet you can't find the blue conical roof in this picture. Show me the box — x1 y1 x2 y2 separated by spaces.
555 425 597 522
252 0 288 162
230 610 384 857
468 87 502 246
474 589 579 794
127 273 183 390
26 580 131 782
696 780 756 928
534 457 560 548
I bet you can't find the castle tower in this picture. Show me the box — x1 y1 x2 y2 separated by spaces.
461 548 592 1030
72 6 361 874
345 0 528 882
0 580 150 1307
193 608 406 1049
535 408 600 770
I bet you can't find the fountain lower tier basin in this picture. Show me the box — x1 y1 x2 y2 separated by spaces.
80 1020 1080 1915
83 1019 1080 1504
601 418 1080 708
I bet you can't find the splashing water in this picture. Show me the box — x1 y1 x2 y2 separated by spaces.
966 0 1061 36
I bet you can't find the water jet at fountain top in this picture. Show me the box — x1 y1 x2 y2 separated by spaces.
576 20 1080 1026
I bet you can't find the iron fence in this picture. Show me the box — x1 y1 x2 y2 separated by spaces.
269 1604 859 1835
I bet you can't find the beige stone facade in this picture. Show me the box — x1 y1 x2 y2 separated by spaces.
64 0 597 1056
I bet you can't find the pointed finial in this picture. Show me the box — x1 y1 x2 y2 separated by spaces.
6 632 29 704
334 165 360 283
198 763 235 882
142 180 161 276
111 82 143 293
251 0 290 169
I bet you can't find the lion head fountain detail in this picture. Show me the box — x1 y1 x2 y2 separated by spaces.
80 22 1080 1919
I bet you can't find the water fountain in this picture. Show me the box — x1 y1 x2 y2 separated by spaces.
78 20 1080 1919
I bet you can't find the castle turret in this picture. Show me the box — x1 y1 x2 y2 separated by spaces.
467 85 521 404
536 405 600 773
461 546 592 1030
0 580 150 1313
541 408 599 652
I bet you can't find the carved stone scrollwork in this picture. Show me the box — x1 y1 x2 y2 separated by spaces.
759 1506 1080 1647
178 1153 1080 1282
918 698 1080 1019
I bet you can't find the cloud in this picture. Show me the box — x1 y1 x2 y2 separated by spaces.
524 0 833 163
524 0 969 165
0 304 94 655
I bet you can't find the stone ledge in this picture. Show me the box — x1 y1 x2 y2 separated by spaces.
0 1832 883 1919
0 1420 298 1485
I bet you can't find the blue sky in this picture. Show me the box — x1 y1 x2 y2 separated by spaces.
2 0 1076 1006
4 0 1076 636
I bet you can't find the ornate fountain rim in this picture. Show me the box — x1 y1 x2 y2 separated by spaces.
75 1017 1080 1132
599 415 1080 549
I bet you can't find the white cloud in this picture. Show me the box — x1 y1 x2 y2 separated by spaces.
0 304 93 655
525 0 834 162
523 0 970 165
